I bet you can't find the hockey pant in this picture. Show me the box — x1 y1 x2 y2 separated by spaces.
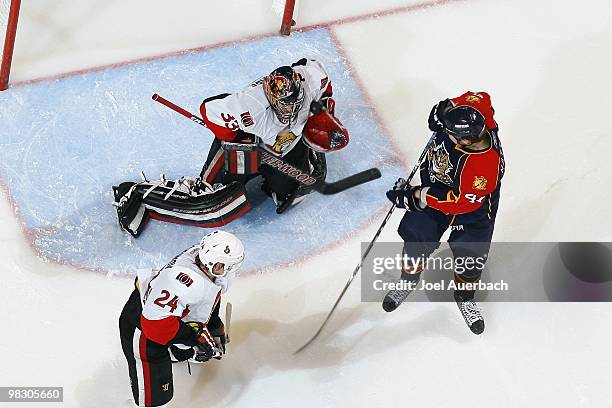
200 138 326 204
119 288 173 407
397 209 495 286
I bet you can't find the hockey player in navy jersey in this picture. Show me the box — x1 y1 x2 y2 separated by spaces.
383 91 505 335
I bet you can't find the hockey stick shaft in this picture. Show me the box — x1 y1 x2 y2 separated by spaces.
152 93 207 127
152 93 380 193
294 204 395 354
294 133 436 353
225 302 232 344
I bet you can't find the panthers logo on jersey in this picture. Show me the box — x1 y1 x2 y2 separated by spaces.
472 175 488 190
428 142 454 185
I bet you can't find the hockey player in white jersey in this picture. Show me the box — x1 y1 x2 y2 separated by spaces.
119 230 244 407
200 58 350 213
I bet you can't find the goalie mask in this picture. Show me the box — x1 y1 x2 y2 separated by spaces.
197 230 245 292
263 66 304 124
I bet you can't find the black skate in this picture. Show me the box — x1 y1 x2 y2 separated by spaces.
454 291 485 335
382 273 421 312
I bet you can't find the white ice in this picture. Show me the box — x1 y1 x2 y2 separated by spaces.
2 0 612 407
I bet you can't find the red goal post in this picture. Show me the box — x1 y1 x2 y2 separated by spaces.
279 0 296 36
0 0 21 91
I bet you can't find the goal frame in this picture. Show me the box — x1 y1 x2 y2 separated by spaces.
1 0 21 91
280 0 296 35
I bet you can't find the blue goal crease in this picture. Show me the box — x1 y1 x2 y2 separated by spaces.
0 29 402 275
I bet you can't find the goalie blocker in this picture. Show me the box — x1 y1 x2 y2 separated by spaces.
112 176 250 237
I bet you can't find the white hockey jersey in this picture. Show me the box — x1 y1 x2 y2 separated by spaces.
137 246 222 325
201 59 332 156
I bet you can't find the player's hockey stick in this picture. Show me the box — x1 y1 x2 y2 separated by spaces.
294 133 436 354
225 302 232 344
152 93 381 194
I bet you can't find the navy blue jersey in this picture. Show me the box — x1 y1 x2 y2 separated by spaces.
419 129 505 225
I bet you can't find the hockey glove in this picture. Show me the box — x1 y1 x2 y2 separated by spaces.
185 321 221 362
428 98 452 132
193 342 216 363
385 178 424 211
169 345 195 362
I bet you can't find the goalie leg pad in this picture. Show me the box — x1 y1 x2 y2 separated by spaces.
113 182 146 237
112 177 251 237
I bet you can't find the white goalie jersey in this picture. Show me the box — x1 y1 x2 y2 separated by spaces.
201 59 332 156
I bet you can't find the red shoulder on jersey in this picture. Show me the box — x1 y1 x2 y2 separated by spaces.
425 147 501 215
451 91 497 130
200 101 238 142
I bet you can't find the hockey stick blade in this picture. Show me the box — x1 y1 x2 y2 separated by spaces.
316 168 381 195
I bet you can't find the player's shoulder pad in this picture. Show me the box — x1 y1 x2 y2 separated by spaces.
293 59 330 91
237 80 271 116
160 264 207 299
460 148 501 192
203 92 237 115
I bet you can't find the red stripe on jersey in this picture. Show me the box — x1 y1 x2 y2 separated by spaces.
200 102 237 141
140 315 179 345
322 82 333 97
139 333 152 406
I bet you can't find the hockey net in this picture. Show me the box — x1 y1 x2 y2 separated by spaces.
0 0 20 90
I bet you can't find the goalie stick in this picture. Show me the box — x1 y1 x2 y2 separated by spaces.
152 93 381 194
294 133 437 354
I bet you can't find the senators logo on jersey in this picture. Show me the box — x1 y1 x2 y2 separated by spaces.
176 272 193 287
240 111 254 127
428 142 454 185
272 132 298 153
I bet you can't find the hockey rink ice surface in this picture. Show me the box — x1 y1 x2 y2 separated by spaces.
0 29 400 273
1 0 612 407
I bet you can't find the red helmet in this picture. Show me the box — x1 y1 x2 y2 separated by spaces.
303 111 349 153
263 66 304 124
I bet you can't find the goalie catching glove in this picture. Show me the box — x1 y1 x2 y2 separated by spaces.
112 175 250 237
